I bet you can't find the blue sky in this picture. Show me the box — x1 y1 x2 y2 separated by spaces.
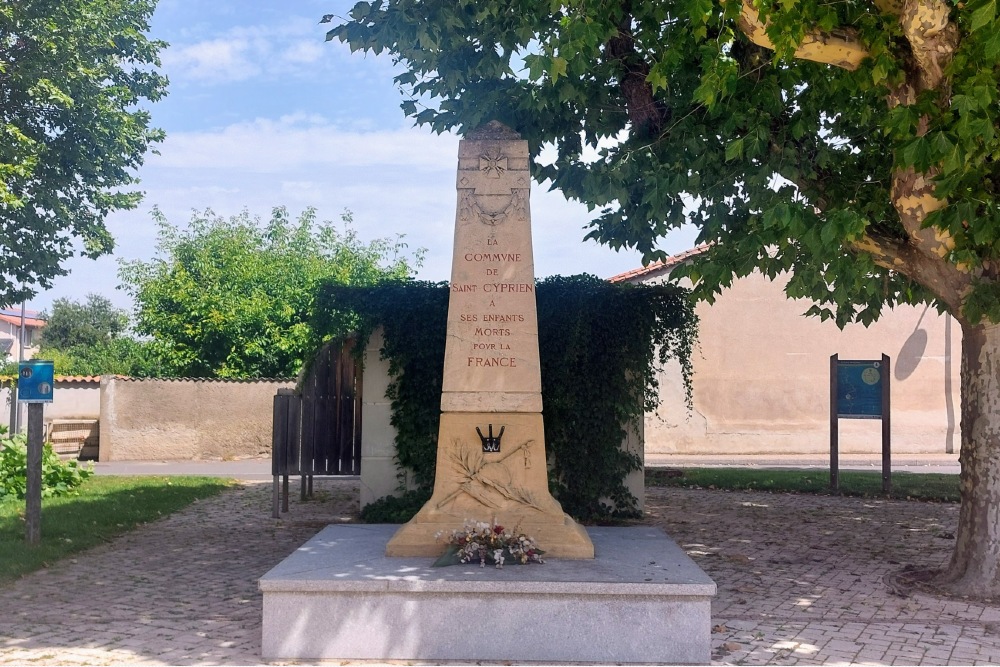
31 0 696 313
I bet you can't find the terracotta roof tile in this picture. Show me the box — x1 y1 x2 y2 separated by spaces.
0 313 46 327
0 375 102 384
607 245 710 283
112 377 295 383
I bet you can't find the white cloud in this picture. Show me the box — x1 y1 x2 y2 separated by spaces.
27 3 684 313
33 120 690 312
160 18 385 85
281 41 324 65
162 37 261 83
153 115 457 172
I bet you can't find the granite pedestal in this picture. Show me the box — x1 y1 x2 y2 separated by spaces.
260 524 716 664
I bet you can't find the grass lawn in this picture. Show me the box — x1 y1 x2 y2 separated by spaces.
646 467 960 503
0 475 233 584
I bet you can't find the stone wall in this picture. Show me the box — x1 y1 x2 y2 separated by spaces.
99 376 294 461
3 376 102 432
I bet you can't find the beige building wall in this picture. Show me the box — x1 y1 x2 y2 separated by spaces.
640 270 961 455
99 376 294 461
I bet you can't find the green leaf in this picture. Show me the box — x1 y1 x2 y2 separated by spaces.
432 545 462 567
820 221 838 245
982 24 1000 58
969 0 996 32
350 1 373 21
524 54 545 81
725 136 744 161
871 62 888 85
550 56 568 81
952 94 978 116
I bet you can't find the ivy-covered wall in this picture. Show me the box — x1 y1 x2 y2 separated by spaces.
313 275 696 521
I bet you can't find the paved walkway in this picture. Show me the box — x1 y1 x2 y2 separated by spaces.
1 476 997 665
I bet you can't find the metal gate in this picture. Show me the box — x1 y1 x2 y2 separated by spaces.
271 338 363 517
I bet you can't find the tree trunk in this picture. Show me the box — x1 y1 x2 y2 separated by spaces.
936 321 1000 596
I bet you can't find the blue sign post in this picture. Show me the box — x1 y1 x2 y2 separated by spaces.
17 360 53 545
830 354 891 493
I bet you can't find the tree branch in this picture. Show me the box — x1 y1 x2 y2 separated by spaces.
737 1 869 70
899 0 957 92
736 0 967 309
852 229 971 312
604 9 666 135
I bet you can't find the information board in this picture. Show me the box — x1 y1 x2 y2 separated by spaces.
836 360 884 419
830 354 891 494
18 360 54 403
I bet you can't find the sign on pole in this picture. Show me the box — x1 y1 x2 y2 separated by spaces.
18 360 54 403
830 354 891 493
18 360 53 545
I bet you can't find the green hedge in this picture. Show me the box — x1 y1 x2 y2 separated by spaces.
314 275 696 520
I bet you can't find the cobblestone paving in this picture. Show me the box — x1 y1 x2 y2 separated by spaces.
0 479 356 666
645 487 1000 665
1 479 998 665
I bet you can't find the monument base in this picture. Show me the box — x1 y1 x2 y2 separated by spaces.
260 524 716 664
385 412 594 558
386 509 594 558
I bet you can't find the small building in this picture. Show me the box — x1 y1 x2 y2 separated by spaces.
0 306 46 361
610 249 960 456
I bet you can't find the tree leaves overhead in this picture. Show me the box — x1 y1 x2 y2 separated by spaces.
329 0 1000 324
0 0 168 305
329 0 1000 598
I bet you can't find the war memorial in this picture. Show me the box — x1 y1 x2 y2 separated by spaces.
259 123 716 663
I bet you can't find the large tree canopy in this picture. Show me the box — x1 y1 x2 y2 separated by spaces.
329 0 1000 595
0 0 167 305
119 207 424 378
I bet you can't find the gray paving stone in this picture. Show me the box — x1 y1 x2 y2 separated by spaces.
1 479 999 665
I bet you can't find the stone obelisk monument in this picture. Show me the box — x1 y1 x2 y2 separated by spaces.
386 122 594 558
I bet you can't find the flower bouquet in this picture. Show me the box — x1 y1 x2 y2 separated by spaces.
434 519 545 568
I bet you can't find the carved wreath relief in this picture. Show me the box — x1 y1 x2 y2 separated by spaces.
457 144 529 226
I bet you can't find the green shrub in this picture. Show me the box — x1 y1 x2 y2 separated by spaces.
0 434 93 500
360 489 432 523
